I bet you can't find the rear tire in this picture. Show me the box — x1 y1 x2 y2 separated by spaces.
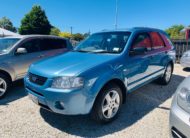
0 73 11 99
91 83 123 123
157 63 173 85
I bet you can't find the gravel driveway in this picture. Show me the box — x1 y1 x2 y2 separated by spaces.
0 64 189 138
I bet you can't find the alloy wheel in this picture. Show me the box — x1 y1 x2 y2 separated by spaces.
102 90 120 119
165 65 172 82
0 78 7 97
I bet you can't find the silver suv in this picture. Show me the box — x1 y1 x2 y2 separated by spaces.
0 35 72 98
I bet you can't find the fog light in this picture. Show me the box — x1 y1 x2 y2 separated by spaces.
55 101 65 110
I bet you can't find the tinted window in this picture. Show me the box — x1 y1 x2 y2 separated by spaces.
150 32 165 49
160 33 173 48
19 39 40 53
132 33 151 50
40 38 67 51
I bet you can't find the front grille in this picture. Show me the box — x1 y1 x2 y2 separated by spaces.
29 73 47 86
171 127 186 138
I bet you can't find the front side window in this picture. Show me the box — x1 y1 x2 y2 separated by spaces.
19 39 40 53
150 32 165 49
132 33 152 50
0 38 20 54
75 32 131 54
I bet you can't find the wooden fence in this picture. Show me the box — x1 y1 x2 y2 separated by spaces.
172 39 190 62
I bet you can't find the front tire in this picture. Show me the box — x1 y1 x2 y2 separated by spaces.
91 83 123 123
0 73 11 99
157 63 173 85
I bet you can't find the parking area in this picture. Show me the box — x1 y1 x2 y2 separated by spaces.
0 64 189 138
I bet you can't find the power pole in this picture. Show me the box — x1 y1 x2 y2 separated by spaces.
115 0 119 29
70 26 73 35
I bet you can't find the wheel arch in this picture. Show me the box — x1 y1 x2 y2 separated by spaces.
0 69 13 82
94 78 127 104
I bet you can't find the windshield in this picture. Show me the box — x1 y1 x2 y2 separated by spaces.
0 38 20 53
75 32 131 54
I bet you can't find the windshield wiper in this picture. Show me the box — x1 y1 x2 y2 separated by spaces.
92 50 118 54
72 50 92 53
72 50 118 54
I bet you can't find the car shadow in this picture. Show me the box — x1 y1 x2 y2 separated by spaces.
0 80 27 105
39 74 185 137
183 67 190 72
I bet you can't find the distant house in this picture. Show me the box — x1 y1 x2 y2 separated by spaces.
0 28 20 37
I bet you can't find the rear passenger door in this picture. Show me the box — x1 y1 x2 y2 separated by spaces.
39 38 69 58
149 32 167 73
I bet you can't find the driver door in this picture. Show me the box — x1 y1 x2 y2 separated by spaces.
7 38 43 79
125 33 153 91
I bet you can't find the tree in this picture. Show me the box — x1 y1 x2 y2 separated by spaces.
19 5 51 35
50 27 60 36
59 32 72 39
165 25 185 39
72 33 84 41
0 17 16 32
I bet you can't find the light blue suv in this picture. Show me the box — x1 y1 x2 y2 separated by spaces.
25 27 175 123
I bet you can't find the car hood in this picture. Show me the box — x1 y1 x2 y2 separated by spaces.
30 52 118 78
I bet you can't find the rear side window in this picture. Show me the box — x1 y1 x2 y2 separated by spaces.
149 32 165 49
51 39 67 49
160 33 173 49
132 33 152 50
40 38 67 51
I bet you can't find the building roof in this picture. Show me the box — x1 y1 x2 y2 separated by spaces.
0 28 20 37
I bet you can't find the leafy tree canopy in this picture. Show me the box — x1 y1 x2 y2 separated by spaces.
165 25 185 39
0 17 17 32
59 32 87 41
59 32 72 39
72 33 84 41
19 5 51 35
50 27 61 36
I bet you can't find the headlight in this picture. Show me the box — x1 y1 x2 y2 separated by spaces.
177 87 190 113
51 77 84 89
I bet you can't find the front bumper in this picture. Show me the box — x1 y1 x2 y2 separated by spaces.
180 57 190 68
24 77 95 115
170 95 190 138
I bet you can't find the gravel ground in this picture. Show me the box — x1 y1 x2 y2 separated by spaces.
0 64 189 138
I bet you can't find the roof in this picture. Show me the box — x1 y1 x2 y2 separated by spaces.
100 27 165 33
4 35 68 40
0 28 20 37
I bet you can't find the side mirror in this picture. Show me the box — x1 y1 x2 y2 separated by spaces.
15 48 27 55
129 47 147 56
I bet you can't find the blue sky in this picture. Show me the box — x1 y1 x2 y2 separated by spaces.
0 0 190 33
